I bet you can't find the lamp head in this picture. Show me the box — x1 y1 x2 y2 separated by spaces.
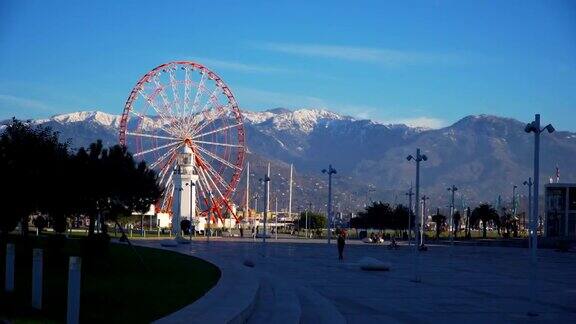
406 155 414 161
545 124 555 133
523 181 528 185
322 169 327 174
525 122 536 133
421 154 428 161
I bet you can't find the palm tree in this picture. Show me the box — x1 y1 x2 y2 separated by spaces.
431 208 446 239
453 211 461 238
470 203 500 238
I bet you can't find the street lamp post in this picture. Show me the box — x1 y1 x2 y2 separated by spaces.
405 187 414 246
275 194 278 240
407 149 427 282
523 177 533 245
421 195 430 247
306 202 312 239
259 172 271 244
322 165 337 244
447 185 458 247
524 113 554 316
512 185 518 216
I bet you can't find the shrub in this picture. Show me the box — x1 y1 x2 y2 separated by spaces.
181 219 192 235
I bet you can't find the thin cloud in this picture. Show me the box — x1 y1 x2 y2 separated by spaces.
254 42 466 66
0 94 55 118
235 86 327 109
190 57 293 74
382 116 447 129
233 89 447 129
331 104 447 128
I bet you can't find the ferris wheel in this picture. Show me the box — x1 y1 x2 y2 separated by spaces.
119 61 246 222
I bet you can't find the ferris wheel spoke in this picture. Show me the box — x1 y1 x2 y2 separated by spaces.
199 156 233 193
187 87 221 132
152 77 184 134
192 104 229 137
197 165 226 205
202 168 227 202
158 169 174 193
126 131 181 141
150 144 181 169
133 141 181 157
195 145 241 171
191 71 207 115
196 167 215 203
160 183 174 211
137 90 181 135
128 110 177 137
193 122 242 139
194 140 243 148
168 67 183 118
193 170 209 200
182 67 192 120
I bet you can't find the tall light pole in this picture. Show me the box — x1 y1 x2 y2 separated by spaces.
405 186 414 246
407 149 427 282
259 168 271 244
524 113 554 316
421 195 430 247
322 165 337 244
288 163 293 221
245 162 250 220
512 185 518 216
306 202 312 239
447 185 458 247
523 177 533 244
275 193 278 240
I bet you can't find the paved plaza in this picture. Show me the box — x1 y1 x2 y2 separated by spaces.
138 238 576 323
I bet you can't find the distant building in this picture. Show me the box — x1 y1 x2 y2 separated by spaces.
544 183 576 237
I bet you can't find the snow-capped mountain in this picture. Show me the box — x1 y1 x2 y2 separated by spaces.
36 110 122 127
5 108 576 209
243 108 352 134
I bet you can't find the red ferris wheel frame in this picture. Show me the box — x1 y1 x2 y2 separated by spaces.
118 61 246 223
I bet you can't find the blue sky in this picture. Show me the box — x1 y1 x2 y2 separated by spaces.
1 0 575 129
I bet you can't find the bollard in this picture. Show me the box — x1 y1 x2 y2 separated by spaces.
5 243 15 292
67 257 82 324
32 248 43 309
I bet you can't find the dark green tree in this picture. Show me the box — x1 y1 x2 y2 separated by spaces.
0 119 70 236
431 208 446 239
296 211 326 230
392 204 411 231
470 203 500 238
354 201 394 230
32 216 47 234
453 211 462 238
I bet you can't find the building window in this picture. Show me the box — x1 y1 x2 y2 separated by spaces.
547 188 566 211
570 188 576 211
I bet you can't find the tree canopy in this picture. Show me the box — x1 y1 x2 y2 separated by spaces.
296 211 326 230
0 119 161 236
350 202 410 231
470 203 500 238
431 209 446 239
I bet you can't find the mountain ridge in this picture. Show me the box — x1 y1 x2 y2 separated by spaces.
3 108 575 211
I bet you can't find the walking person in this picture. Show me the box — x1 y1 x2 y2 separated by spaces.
337 231 346 260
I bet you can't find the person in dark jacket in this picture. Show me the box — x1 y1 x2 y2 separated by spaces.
337 232 346 260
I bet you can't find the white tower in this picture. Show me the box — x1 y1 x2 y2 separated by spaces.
172 144 198 237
